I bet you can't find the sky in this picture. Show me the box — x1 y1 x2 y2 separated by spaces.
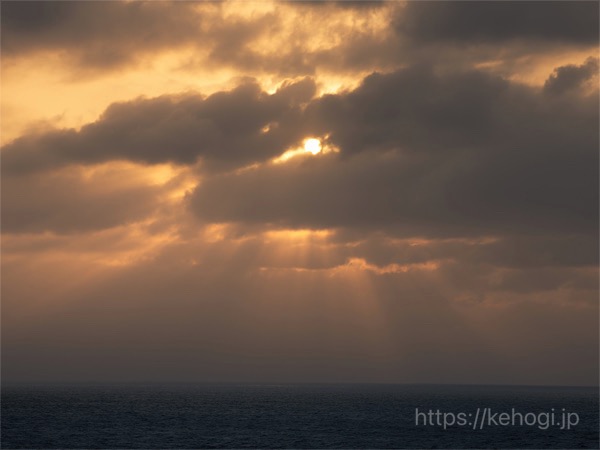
1 0 598 386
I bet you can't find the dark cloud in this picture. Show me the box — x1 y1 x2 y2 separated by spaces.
189 63 598 238
1 1 204 68
188 149 597 239
487 266 598 294
1 167 162 234
1 1 72 32
1 78 316 174
462 235 599 269
544 57 599 95
2 1 388 76
292 0 386 11
339 234 599 270
4 62 597 238
304 63 597 164
397 1 599 44
3 1 596 81
305 65 512 154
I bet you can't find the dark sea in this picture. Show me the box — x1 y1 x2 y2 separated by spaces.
1 384 598 449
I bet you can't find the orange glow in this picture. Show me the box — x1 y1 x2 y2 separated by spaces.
273 137 339 164
1 1 390 143
263 228 333 242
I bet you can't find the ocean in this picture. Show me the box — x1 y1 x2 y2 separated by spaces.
1 384 598 448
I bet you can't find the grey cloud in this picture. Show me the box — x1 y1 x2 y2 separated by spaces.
1 1 204 68
544 57 599 95
4 62 597 239
190 64 598 239
1 1 393 75
463 235 599 269
3 1 596 83
296 1 385 9
2 78 316 174
341 235 599 270
1 168 161 234
488 267 598 294
397 1 599 44
306 63 597 156
189 148 596 239
304 65 512 154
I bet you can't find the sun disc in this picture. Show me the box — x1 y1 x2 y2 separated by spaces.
304 138 322 155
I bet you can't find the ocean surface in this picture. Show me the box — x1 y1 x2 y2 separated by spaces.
1 384 598 449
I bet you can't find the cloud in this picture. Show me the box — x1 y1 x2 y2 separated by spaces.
397 1 599 44
296 1 386 9
1 164 164 234
2 2 598 386
1 78 316 174
189 63 598 238
2 228 597 385
339 234 599 270
544 57 599 95
3 1 596 84
4 61 597 238
1 1 204 68
1 1 393 77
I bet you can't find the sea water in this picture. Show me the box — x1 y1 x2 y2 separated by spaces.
2 384 598 448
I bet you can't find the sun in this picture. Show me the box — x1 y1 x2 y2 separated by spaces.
303 138 322 155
